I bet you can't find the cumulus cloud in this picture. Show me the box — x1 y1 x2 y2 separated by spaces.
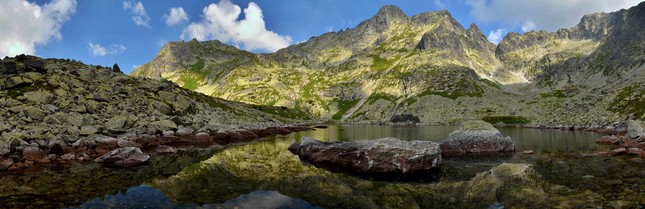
88 43 127 57
0 0 76 57
466 0 641 32
181 0 292 52
122 1 150 27
164 7 189 26
487 29 505 44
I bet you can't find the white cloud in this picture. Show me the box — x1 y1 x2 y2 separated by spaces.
466 0 640 32
521 21 536 33
487 29 505 44
122 1 150 27
0 0 76 57
164 7 189 26
88 43 127 57
181 0 292 52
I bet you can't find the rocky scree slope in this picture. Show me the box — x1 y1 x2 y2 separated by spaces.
0 55 310 170
133 3 645 127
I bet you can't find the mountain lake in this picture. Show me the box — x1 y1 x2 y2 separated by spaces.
1 124 644 209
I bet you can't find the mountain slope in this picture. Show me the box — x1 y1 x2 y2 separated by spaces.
134 2 645 126
1 55 311 170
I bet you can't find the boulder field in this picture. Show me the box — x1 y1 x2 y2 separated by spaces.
0 55 314 172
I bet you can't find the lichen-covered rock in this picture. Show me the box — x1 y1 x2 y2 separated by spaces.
288 137 441 181
23 89 54 104
94 147 150 167
22 106 46 121
146 120 177 134
439 120 515 156
79 125 98 136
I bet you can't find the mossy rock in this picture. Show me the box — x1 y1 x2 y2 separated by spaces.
460 120 495 131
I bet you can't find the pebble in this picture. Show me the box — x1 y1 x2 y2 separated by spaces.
522 150 534 154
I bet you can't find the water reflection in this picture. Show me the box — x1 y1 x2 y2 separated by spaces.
2 125 611 209
146 126 638 209
297 125 600 154
74 187 320 209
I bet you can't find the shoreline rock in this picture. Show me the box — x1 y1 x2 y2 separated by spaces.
439 120 515 156
288 137 442 181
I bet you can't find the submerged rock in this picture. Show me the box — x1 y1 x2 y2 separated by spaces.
288 137 441 181
94 147 150 167
440 120 515 156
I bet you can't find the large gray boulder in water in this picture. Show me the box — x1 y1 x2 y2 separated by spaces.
288 137 441 181
440 120 515 156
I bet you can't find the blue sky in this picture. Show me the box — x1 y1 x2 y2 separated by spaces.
0 0 640 74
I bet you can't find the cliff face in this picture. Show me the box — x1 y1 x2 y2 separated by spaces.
133 3 645 125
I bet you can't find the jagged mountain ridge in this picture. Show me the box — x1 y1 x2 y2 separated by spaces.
133 3 645 125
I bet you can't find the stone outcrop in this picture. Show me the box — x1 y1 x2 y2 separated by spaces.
288 137 441 181
439 120 515 156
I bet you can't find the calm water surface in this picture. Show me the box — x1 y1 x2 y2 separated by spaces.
3 125 642 209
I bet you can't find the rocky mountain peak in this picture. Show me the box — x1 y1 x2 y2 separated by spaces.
374 5 408 21
466 23 483 37
362 5 409 33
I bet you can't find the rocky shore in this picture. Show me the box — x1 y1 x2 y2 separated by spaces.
0 55 314 172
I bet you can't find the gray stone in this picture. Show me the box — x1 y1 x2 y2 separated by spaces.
22 106 46 121
94 147 150 167
157 91 176 102
150 101 172 115
60 153 76 161
22 147 44 161
4 76 31 89
288 137 441 180
79 125 98 136
22 72 44 82
23 89 54 104
0 159 14 170
1 60 17 74
176 127 195 136
0 122 10 132
146 120 178 134
627 120 645 139
105 115 128 134
84 100 102 114
155 145 177 154
117 139 141 148
439 120 515 156
171 95 195 113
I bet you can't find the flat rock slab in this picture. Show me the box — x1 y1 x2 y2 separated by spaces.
288 137 441 181
440 120 515 156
